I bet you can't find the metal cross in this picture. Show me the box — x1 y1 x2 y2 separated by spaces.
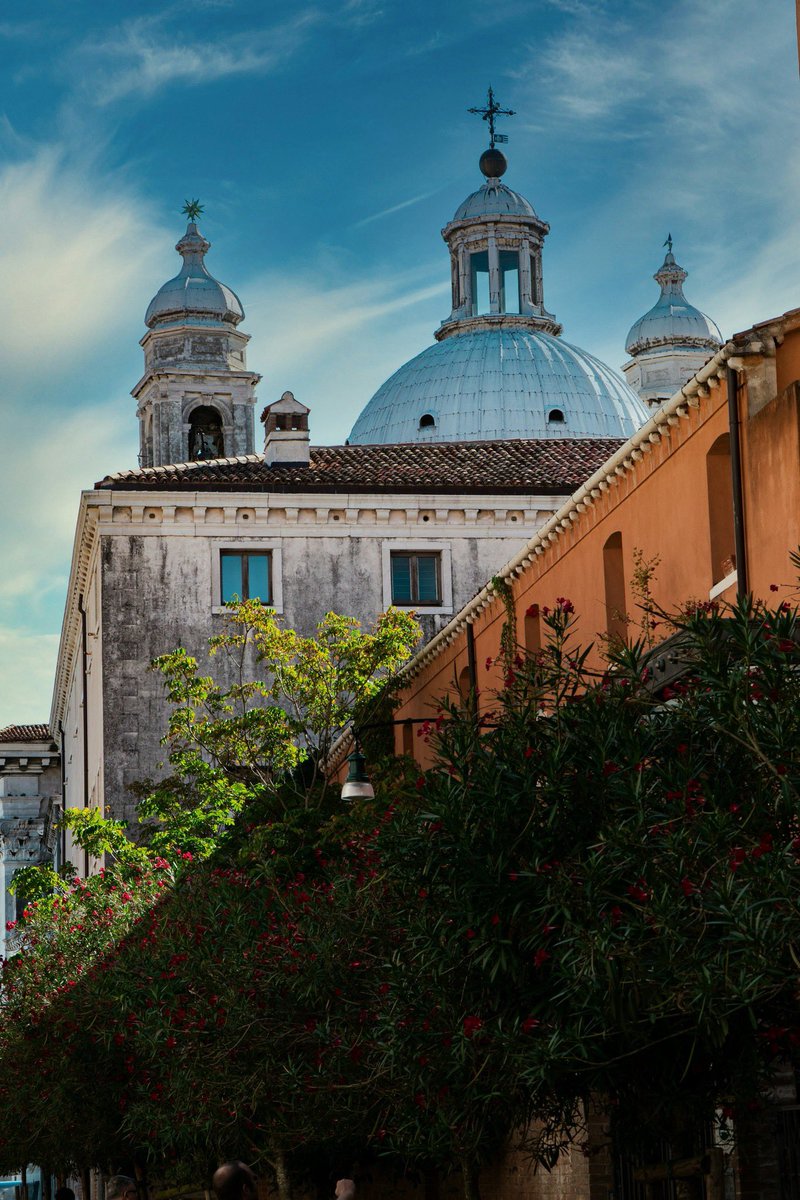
182 199 204 222
663 232 673 253
468 86 515 148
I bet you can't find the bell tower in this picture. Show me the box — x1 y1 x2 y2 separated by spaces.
134 202 260 467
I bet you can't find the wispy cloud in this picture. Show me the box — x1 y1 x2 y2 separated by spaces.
0 148 163 368
243 262 448 442
352 185 446 228
79 9 323 104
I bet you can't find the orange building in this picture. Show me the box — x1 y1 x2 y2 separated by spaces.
391 305 800 758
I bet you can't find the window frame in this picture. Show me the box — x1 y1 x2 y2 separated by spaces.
211 542 283 614
382 542 453 615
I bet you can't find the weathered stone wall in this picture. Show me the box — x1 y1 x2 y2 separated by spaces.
97 493 560 820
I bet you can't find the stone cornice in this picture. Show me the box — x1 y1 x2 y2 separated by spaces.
50 494 99 731
132 367 262 400
86 489 563 535
436 313 562 341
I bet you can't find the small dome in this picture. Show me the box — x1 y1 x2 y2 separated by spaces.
145 222 244 329
348 328 647 445
452 179 537 222
625 248 722 356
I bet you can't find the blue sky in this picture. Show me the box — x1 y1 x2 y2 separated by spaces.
1 0 799 725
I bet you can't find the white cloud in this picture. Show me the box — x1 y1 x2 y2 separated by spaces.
0 148 164 370
79 9 323 104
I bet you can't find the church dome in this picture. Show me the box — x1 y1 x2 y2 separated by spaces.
625 246 722 356
347 328 648 445
145 221 244 329
452 179 538 222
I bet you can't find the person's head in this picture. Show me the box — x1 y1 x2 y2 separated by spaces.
212 1162 258 1200
107 1179 137 1200
55 1189 75 1200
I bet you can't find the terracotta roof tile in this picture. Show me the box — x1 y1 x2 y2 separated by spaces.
0 724 54 744
98 439 626 495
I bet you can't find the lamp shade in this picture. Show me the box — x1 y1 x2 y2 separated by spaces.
341 748 375 802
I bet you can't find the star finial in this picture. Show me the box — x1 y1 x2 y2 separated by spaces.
663 232 673 254
182 199 204 223
468 86 515 149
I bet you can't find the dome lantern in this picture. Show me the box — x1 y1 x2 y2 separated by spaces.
348 95 647 447
623 238 723 408
437 87 560 341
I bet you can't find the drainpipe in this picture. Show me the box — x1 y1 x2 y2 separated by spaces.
466 621 478 720
726 364 748 597
78 595 90 878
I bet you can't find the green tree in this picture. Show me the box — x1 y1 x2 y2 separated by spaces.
0 603 421 1184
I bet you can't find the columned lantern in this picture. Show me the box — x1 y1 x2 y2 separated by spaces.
438 142 560 339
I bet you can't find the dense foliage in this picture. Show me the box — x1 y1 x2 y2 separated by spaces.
1 594 799 1198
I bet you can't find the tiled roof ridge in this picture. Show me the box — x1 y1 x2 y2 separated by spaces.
0 723 53 743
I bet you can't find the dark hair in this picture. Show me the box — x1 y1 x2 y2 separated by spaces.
212 1163 256 1200
55 1190 76 1200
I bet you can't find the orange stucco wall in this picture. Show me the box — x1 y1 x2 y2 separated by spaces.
393 319 800 762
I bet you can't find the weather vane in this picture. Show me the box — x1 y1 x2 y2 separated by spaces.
182 199 204 222
664 232 673 253
468 86 515 149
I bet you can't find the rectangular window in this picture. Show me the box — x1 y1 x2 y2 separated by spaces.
390 552 441 606
220 551 271 603
470 250 490 316
499 249 520 314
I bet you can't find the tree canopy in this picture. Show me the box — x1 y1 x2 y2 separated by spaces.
1 594 798 1198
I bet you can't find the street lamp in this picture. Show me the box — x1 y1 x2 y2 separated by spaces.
341 747 375 802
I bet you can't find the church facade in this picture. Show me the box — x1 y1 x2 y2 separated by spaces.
48 132 720 842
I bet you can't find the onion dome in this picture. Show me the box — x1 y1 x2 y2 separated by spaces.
625 245 722 356
144 221 244 329
348 328 647 444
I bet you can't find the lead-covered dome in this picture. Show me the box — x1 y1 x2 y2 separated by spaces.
145 222 244 328
348 328 647 444
452 179 537 222
625 248 721 356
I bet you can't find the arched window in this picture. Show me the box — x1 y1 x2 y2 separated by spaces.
457 665 472 701
402 720 414 758
419 413 436 430
524 603 541 653
188 406 224 460
548 409 565 424
706 434 736 584
603 532 627 644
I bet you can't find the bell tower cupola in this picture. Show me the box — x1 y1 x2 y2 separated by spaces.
437 88 560 342
623 237 722 407
134 201 260 467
